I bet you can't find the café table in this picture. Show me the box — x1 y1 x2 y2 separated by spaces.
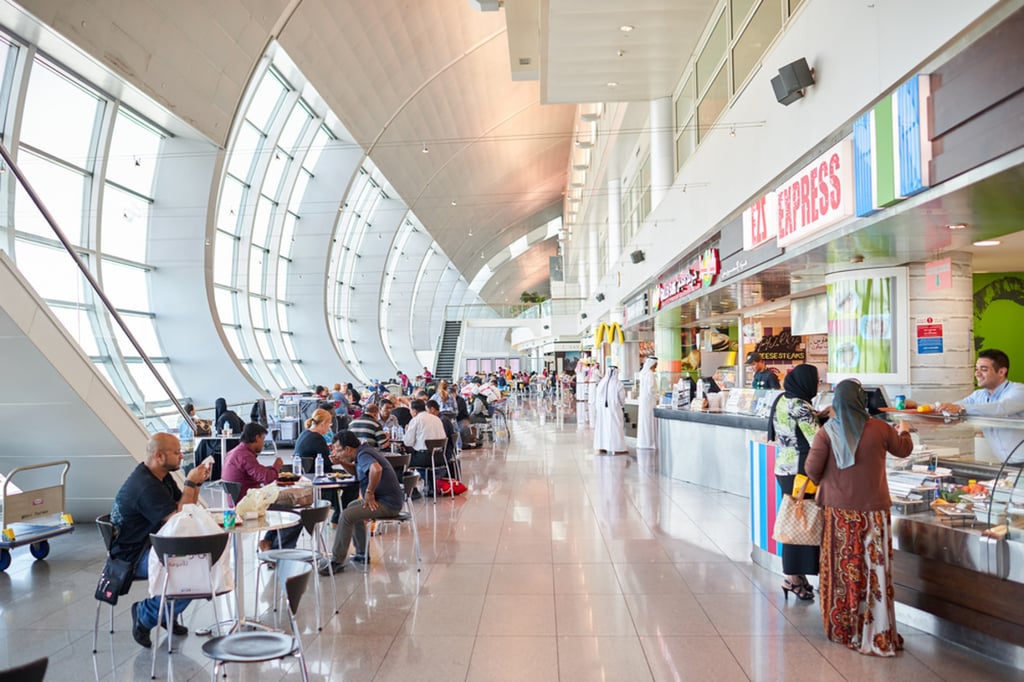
196 509 299 634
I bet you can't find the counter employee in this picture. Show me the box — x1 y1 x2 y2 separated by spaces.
748 351 780 390
938 349 1024 463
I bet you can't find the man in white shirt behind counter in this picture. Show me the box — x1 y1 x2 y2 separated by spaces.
938 349 1024 463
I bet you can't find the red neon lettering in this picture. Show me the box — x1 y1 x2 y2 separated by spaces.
808 167 819 223
828 153 841 210
817 161 829 216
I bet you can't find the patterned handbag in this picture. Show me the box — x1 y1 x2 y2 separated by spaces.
771 477 823 546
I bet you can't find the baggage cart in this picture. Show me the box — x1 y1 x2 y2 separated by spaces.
0 460 74 571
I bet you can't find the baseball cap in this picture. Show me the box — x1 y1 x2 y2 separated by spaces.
746 351 762 363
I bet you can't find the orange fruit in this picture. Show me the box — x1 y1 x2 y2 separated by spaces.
917 404 933 413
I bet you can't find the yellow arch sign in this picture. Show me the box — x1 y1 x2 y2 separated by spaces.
594 322 624 346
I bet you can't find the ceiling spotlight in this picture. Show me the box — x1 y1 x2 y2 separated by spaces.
606 81 619 88
946 223 968 230
450 200 457 206
575 139 594 149
421 143 429 154
973 240 1001 246
619 24 634 33
617 49 626 57
729 127 736 137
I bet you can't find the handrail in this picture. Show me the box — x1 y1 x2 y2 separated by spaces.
0 141 194 432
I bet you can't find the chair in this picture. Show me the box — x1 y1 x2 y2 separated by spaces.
372 463 422 572
0 657 47 682
421 437 452 501
254 500 336 631
148 533 230 679
201 560 311 682
198 480 241 508
92 514 147 654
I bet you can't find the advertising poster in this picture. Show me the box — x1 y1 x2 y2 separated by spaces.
827 276 893 374
973 272 1024 382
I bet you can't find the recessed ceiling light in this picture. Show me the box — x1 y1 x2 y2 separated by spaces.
946 223 968 230
973 240 1001 246
606 81 619 88
619 24 634 33
450 200 457 206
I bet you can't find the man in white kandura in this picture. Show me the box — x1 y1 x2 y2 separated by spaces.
574 360 587 403
637 356 659 450
593 366 628 454
586 362 603 423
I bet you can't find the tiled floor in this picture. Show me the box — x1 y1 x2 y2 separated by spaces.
2 396 1023 680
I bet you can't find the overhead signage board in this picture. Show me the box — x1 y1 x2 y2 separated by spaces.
742 138 855 251
624 292 649 325
654 248 720 310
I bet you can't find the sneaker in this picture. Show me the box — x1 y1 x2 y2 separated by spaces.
160 616 189 636
318 560 345 576
130 602 152 648
350 553 370 565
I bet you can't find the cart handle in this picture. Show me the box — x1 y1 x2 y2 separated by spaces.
2 460 71 500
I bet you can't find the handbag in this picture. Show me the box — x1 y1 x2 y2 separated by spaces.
771 476 823 546
435 478 468 496
95 556 135 605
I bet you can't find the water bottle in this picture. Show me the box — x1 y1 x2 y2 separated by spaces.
315 452 325 479
292 452 303 476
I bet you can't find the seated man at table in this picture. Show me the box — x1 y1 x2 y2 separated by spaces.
348 403 390 450
111 433 212 648
221 423 294 548
403 399 447 493
320 431 404 574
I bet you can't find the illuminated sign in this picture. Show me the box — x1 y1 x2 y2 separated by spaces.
655 248 720 310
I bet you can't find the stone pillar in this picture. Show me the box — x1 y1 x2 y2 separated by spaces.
650 96 674 209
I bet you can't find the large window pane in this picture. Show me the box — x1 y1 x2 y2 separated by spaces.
279 212 297 258
268 362 289 388
674 74 694 129
733 0 783 88
101 185 150 262
731 0 758 34
14 238 87 301
114 314 162 357
249 296 266 328
213 231 237 286
302 127 331 171
227 122 261 182
255 330 273 359
252 195 274 249
247 71 288 133
21 60 101 163
15 152 88 243
223 325 245 358
697 65 729 140
127 361 180 402
277 258 289 298
51 305 99 355
696 11 728 92
214 287 237 325
107 111 161 195
248 245 267 292
102 260 149 311
287 172 309 215
676 115 696 172
262 149 286 199
218 176 245 234
279 103 312 153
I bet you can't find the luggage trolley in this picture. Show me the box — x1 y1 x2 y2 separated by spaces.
0 460 74 571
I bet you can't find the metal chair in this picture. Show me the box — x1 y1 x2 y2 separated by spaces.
201 560 311 682
421 437 452 501
254 500 336 631
372 467 422 571
148 533 230 679
92 514 147 654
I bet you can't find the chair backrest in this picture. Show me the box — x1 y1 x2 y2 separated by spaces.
424 438 447 466
385 453 411 471
424 438 446 452
298 500 332 534
149 533 229 567
95 514 116 552
0 656 47 682
276 560 313 616
402 471 421 500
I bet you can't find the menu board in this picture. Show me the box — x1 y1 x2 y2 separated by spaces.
827 276 893 374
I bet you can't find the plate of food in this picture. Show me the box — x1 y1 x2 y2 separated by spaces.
276 472 301 486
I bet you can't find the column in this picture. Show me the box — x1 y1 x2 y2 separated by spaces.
649 96 674 209
607 177 622 272
654 307 682 390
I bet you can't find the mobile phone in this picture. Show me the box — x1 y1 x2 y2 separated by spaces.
201 455 215 468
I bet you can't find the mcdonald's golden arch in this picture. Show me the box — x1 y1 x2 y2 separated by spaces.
594 322 624 346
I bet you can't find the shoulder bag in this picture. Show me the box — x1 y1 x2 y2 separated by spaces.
771 476 823 546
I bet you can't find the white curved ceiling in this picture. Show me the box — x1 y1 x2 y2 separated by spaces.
17 0 712 304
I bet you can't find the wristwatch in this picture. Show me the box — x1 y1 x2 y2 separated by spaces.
184 480 201 489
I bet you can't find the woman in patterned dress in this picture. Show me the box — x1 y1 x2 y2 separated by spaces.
806 379 913 655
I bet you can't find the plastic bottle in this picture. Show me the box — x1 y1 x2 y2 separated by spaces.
292 452 303 476
315 452 325 479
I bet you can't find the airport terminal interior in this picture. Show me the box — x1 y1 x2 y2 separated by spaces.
2 0 1024 679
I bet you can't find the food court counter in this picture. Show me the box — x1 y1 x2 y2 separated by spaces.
655 407 768 496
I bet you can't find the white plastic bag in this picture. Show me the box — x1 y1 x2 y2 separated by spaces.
148 503 233 597
234 483 279 517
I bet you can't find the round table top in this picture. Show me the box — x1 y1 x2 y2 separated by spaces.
210 509 299 534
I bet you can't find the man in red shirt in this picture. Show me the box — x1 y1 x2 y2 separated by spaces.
221 423 282 498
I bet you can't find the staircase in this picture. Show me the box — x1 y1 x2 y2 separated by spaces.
434 320 462 380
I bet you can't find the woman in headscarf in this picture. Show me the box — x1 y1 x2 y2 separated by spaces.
636 357 659 449
767 364 822 601
593 366 627 453
214 397 244 435
805 379 913 656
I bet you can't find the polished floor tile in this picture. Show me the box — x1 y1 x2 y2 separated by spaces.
2 395 1022 680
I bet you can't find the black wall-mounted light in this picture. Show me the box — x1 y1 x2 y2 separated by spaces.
771 58 815 105
596 293 605 302
630 250 645 264
580 312 588 319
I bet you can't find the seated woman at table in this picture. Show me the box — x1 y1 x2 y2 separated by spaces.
298 408 357 530
214 397 245 435
430 380 458 415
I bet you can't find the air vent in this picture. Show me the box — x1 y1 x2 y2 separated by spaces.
519 57 532 66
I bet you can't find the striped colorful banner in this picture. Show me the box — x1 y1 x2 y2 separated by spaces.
853 75 932 217
748 440 782 557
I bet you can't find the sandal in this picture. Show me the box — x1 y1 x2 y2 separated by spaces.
782 579 814 601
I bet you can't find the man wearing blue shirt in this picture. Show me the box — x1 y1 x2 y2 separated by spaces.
939 349 1024 463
